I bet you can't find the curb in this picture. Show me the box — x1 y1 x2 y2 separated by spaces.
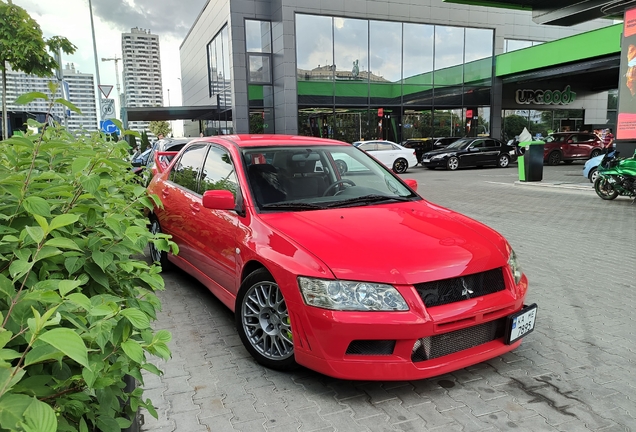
513 180 594 192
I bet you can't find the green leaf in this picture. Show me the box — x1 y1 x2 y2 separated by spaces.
54 98 81 114
14 92 48 105
0 275 15 300
45 237 82 251
34 246 61 261
59 280 82 296
65 293 91 311
0 349 21 361
121 339 144 364
152 342 171 360
20 397 57 432
23 197 51 217
0 331 13 349
49 214 79 232
80 175 100 194
143 398 158 419
141 363 162 376
24 344 63 366
71 157 91 175
92 250 114 271
79 418 89 432
9 260 33 280
96 415 120 432
33 215 49 233
0 393 32 431
37 328 89 368
0 367 26 396
84 263 109 289
25 226 44 244
153 330 172 344
82 367 95 387
120 308 150 329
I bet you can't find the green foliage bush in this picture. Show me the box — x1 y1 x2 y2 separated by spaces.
0 91 175 431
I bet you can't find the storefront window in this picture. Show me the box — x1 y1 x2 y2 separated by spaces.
369 20 402 106
434 26 464 86
464 28 493 86
334 17 369 105
207 25 232 109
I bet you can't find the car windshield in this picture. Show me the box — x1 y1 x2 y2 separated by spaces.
242 145 419 211
444 139 472 150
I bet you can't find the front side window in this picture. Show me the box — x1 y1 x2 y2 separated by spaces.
200 146 239 197
170 145 207 192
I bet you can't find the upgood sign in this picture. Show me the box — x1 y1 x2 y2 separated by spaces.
515 85 576 105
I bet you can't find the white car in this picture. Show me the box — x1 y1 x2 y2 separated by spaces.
347 140 418 174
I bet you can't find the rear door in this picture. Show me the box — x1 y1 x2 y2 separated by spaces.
481 139 502 164
159 144 208 263
575 133 596 157
369 142 399 167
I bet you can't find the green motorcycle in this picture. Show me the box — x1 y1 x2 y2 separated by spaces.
594 150 636 200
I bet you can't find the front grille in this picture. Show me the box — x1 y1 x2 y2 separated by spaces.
346 340 396 356
414 268 505 308
411 319 505 362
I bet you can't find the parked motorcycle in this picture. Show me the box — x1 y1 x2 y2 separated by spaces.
594 150 636 200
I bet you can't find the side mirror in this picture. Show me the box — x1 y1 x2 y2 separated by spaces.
404 178 418 192
202 190 235 210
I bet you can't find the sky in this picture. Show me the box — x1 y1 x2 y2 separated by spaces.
14 0 208 136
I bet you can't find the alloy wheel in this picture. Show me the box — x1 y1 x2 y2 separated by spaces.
393 158 408 174
149 219 162 263
447 157 459 170
548 152 561 166
241 281 293 361
498 155 510 168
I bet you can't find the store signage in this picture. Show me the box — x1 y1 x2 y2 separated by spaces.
515 85 576 105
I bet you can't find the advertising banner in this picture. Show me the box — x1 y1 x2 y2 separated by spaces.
616 7 636 139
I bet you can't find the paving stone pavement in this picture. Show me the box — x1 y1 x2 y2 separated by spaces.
139 162 635 432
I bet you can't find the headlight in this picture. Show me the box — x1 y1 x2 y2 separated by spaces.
298 277 409 311
508 249 523 285
431 153 448 160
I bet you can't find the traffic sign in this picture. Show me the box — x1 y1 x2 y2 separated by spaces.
100 120 120 135
98 85 113 98
100 98 115 120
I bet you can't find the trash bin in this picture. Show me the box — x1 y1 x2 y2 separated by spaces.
518 140 544 182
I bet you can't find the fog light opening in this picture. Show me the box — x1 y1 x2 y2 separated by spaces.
411 337 432 362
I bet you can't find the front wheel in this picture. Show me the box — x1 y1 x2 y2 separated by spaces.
446 156 459 171
497 154 510 168
588 168 598 184
547 151 561 166
594 177 619 200
393 158 408 174
236 269 296 371
148 217 174 270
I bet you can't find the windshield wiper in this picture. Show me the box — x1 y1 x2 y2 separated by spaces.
261 202 326 211
324 194 413 208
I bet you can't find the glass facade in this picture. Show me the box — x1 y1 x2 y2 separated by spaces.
246 19 274 134
295 14 494 143
503 39 544 53
502 109 585 141
206 25 233 135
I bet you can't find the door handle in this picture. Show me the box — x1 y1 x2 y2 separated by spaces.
190 203 200 213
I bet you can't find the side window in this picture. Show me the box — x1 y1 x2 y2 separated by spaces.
359 143 377 151
375 143 393 151
200 146 239 197
491 140 501 147
570 135 579 143
471 140 485 148
169 144 207 192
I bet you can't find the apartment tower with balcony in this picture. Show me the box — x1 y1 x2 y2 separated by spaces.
122 27 163 135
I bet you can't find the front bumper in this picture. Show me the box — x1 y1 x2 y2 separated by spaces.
288 275 529 381
421 158 448 168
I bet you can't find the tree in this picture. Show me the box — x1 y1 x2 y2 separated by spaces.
0 2 76 140
140 130 151 150
503 114 529 141
148 120 171 138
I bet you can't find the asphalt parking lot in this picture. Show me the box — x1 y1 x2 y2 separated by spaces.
140 161 636 432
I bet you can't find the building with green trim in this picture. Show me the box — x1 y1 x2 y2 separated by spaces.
180 0 618 142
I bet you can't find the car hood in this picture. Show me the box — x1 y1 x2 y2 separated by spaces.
424 148 461 157
259 201 509 285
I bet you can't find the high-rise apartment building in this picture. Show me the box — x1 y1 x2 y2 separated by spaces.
122 27 163 135
0 63 97 132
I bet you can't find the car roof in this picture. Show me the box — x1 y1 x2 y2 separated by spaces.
196 134 351 148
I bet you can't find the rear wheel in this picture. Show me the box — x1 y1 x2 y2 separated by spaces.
594 177 618 200
547 151 561 166
393 158 408 174
148 217 174 270
446 156 459 171
497 154 510 168
236 269 297 371
590 149 602 158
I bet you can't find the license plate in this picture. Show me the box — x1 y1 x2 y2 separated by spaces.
422 159 430 163
505 304 537 344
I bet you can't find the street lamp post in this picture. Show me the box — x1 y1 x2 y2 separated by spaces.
88 0 102 126
101 56 122 116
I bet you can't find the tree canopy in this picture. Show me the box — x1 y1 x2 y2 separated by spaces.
149 120 171 138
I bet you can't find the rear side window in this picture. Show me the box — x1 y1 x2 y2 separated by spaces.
375 143 394 151
359 143 377 151
170 144 207 192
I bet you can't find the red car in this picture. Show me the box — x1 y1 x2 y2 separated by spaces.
147 135 535 381
543 132 604 165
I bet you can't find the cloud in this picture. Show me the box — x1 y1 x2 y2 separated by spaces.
91 0 207 40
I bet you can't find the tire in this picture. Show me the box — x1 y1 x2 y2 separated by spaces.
335 159 348 175
148 217 174 270
590 149 601 158
547 151 561 166
497 154 510 168
588 168 599 184
393 158 408 174
235 268 297 371
446 156 459 171
594 177 619 200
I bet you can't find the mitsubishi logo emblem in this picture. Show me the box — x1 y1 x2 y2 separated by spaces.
461 278 473 298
